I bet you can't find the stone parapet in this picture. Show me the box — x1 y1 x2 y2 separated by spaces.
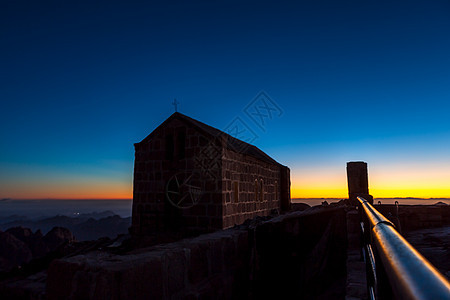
47 228 249 300
47 206 348 299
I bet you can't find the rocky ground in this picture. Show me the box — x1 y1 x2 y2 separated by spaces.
0 227 75 273
0 226 130 299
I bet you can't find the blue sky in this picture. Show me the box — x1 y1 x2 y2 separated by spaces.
1 1 450 198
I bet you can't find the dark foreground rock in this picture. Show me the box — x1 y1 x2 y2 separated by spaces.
0 231 33 272
43 227 75 252
5 227 48 258
0 226 75 273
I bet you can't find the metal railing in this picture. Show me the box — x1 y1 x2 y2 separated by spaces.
357 196 450 300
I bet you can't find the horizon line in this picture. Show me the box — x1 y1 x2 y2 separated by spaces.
3 197 450 201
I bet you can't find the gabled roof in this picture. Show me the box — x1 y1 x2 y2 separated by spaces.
137 112 283 166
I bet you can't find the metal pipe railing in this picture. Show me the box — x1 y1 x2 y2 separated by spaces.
357 196 450 300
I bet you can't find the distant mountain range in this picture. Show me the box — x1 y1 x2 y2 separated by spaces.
0 212 131 241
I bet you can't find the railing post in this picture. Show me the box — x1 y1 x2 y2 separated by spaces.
347 161 373 206
375 249 393 300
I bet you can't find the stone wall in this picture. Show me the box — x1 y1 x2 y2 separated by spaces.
47 229 249 300
131 118 290 236
345 210 367 299
221 145 282 229
46 206 348 300
252 207 348 299
375 204 450 232
131 118 224 236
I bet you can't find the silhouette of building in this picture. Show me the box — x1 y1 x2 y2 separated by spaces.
130 112 290 236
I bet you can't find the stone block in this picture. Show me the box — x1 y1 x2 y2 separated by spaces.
46 259 83 299
223 217 231 229
186 242 209 285
164 249 188 295
221 236 236 269
119 255 164 299
207 238 225 274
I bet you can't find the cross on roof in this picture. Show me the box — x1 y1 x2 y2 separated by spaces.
172 99 179 112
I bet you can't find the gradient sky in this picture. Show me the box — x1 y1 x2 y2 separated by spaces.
1 1 450 199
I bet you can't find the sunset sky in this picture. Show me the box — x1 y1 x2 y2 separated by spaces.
1 1 450 199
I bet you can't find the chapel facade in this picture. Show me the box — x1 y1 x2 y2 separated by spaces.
130 112 290 236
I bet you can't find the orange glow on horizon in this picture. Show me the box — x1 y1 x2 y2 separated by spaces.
290 187 450 199
2 163 450 199
1 179 132 200
290 163 450 199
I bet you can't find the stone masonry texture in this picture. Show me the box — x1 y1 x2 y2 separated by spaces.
130 113 291 237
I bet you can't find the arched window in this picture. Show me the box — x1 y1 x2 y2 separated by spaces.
259 179 264 201
275 180 278 201
254 179 258 201
233 181 239 203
